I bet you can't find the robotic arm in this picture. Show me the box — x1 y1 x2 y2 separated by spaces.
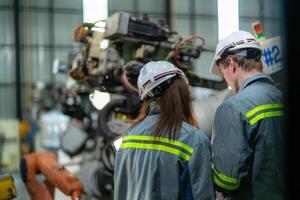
20 152 83 200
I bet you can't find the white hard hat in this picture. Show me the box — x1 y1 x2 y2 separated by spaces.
210 30 262 76
137 61 187 100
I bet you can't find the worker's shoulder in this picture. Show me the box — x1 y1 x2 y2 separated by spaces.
217 96 239 112
219 83 283 115
126 115 158 134
242 80 281 96
238 82 282 108
181 122 210 146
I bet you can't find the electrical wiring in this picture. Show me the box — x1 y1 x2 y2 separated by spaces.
120 69 139 96
173 35 205 68
119 61 142 96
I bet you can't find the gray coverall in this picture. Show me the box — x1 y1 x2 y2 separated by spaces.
212 73 285 200
114 112 215 200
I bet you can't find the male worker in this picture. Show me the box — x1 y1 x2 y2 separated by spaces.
210 30 285 199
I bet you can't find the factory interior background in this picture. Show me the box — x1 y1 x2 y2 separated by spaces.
0 0 289 199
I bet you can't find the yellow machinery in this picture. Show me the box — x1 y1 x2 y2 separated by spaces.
0 173 17 200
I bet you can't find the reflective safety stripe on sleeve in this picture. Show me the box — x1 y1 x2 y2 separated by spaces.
245 103 284 125
120 135 193 161
212 164 240 190
249 111 284 125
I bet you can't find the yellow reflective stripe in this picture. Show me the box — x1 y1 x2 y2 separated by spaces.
212 164 240 190
245 103 283 118
213 175 240 190
249 111 284 125
123 135 193 154
120 142 191 161
212 165 240 185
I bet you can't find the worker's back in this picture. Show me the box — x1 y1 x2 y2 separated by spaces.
114 113 214 200
214 73 285 199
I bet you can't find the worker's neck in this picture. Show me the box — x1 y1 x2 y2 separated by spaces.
237 69 261 88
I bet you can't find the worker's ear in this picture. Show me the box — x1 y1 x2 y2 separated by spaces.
227 57 236 73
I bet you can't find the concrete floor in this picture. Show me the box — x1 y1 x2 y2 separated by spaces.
3 170 30 200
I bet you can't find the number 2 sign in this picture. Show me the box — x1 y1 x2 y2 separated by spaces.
261 36 282 74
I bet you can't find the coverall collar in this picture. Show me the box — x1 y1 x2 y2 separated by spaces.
239 73 274 92
149 107 160 115
148 101 160 115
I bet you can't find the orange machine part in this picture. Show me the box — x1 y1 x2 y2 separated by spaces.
21 152 84 200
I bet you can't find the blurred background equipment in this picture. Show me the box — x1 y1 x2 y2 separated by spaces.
61 11 225 96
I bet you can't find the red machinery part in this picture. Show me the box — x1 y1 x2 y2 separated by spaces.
20 152 84 200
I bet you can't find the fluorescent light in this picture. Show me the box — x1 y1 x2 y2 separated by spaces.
218 0 239 41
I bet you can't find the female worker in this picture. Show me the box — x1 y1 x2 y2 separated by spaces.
114 61 214 200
